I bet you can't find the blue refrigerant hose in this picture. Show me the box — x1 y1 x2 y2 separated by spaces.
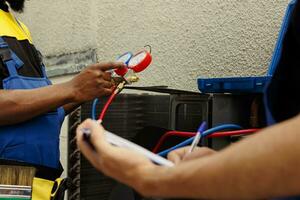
158 124 243 157
91 98 99 120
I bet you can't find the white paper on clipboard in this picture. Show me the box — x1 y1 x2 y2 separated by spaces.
104 131 174 167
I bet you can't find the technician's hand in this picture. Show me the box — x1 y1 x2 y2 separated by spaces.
76 119 155 187
69 62 126 103
167 146 216 164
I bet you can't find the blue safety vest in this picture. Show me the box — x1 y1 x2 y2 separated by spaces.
0 37 65 169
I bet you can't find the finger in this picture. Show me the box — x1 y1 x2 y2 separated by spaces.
92 62 126 71
112 77 124 85
167 146 202 164
77 119 110 152
87 120 109 151
76 122 103 168
77 119 94 133
97 88 114 97
102 72 112 81
167 151 181 164
77 132 99 166
183 147 216 161
167 147 189 164
98 80 113 89
169 147 190 158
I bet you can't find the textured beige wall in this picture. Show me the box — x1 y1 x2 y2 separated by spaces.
19 0 289 92
16 0 290 173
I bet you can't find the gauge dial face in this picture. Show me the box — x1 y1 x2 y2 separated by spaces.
128 52 147 67
117 52 132 64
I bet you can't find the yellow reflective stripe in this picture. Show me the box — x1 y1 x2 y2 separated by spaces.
0 9 33 43
18 20 33 42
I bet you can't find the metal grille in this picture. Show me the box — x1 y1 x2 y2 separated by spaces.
67 93 211 200
67 93 263 200
68 108 82 200
79 94 156 200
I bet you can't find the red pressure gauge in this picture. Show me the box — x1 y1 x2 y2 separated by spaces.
114 52 132 76
128 50 152 73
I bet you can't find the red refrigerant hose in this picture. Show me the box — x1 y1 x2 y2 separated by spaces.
152 129 260 153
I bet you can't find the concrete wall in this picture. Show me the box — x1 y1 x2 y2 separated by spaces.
16 0 290 174
19 0 289 91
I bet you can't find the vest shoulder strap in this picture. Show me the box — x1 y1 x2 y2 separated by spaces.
0 37 12 62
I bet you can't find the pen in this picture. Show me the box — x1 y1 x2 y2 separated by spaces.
187 122 207 154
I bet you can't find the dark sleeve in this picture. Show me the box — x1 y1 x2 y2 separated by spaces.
293 0 300 44
266 0 300 122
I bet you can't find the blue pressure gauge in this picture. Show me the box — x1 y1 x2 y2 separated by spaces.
116 52 133 65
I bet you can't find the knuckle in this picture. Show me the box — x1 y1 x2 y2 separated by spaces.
107 61 114 66
104 72 112 79
201 147 211 151
88 64 97 70
97 79 104 84
87 68 95 75
98 72 103 78
107 82 113 87
167 152 174 159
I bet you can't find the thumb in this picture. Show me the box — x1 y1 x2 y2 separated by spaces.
77 119 108 151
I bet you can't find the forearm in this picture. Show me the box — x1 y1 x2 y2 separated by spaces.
140 115 300 199
0 82 75 125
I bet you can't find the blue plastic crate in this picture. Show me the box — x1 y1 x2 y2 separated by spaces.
198 76 272 93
